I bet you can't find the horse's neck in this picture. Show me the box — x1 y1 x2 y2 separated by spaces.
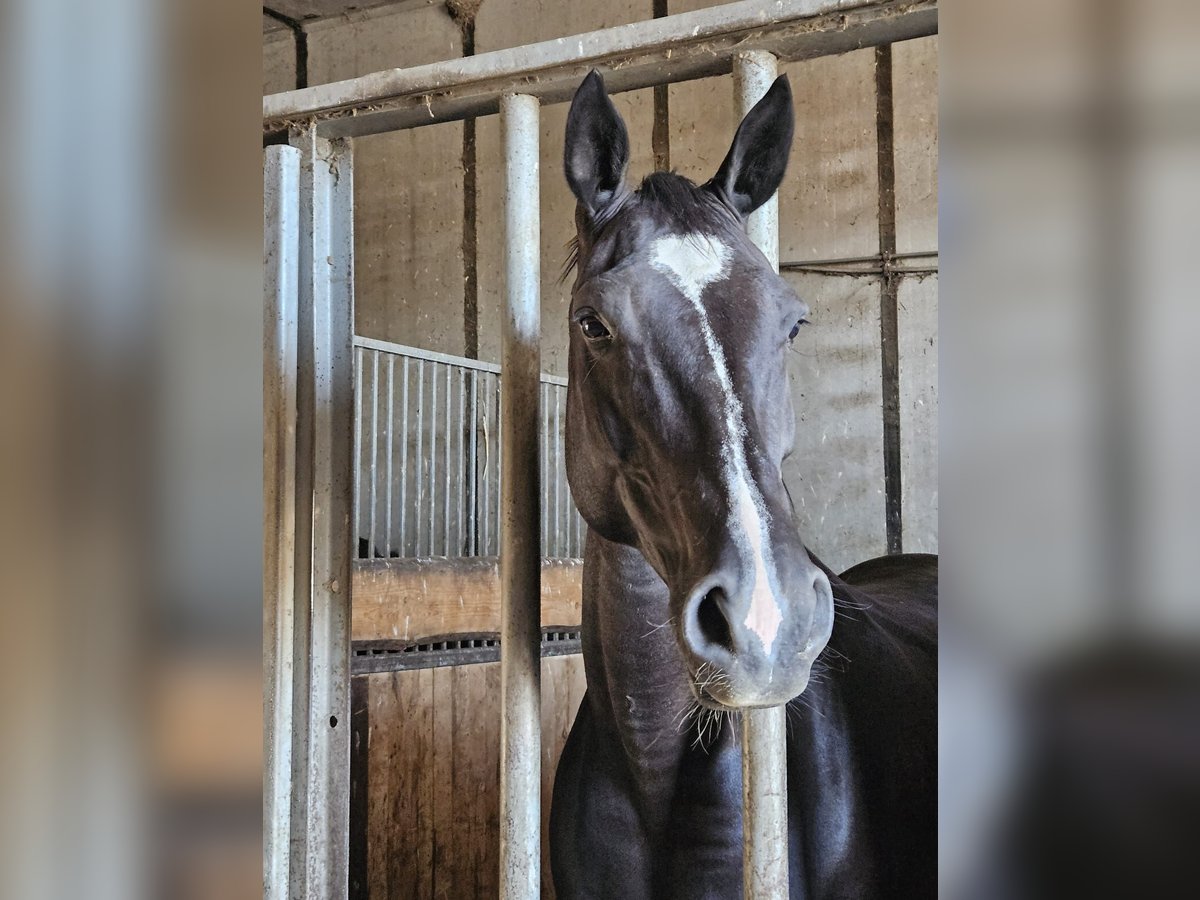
581 532 707 817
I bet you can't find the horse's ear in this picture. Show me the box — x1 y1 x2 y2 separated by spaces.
706 75 794 218
565 70 630 219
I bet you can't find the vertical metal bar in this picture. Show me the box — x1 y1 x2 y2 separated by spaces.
874 43 904 554
499 92 541 900
554 387 562 558
481 374 490 555
430 362 439 555
734 50 789 900
496 372 503 551
369 350 379 557
444 363 452 555
540 383 549 556
292 126 354 900
469 370 478 555
385 355 394 557
353 348 363 553
415 362 425 555
400 357 409 556
263 144 299 900
457 367 466 554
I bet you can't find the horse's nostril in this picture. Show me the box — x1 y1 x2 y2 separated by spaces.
696 587 735 655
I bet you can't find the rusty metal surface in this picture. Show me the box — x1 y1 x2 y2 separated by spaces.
262 0 938 137
263 143 300 900
290 127 355 900
498 92 543 900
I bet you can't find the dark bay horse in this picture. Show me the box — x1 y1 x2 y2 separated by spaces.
548 71 936 898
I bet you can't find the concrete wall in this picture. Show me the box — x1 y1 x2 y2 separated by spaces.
262 3 939 569
306 6 467 352
262 30 296 95
675 48 891 568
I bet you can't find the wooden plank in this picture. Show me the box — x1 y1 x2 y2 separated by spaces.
348 676 369 900
431 666 457 900
369 668 434 900
357 655 586 899
352 558 582 642
459 664 502 899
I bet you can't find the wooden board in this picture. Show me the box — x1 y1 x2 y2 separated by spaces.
352 557 583 642
353 654 588 900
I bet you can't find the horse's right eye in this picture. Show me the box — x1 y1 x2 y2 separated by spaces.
579 315 611 340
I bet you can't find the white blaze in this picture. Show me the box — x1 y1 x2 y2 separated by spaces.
648 233 784 653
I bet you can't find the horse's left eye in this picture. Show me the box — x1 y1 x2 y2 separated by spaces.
788 319 808 342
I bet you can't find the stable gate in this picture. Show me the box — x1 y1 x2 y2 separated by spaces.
263 2 938 898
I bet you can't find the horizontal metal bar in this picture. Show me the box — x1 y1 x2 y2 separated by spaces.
263 0 937 138
780 250 938 268
353 335 502 373
781 249 939 277
354 335 569 386
783 265 938 276
351 629 582 675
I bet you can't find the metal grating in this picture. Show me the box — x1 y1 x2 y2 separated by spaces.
351 628 582 674
353 337 585 560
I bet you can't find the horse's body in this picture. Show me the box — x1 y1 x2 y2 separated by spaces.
549 71 936 898
550 538 936 898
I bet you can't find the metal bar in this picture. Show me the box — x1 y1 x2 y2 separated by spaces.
780 249 938 268
385 355 394 557
415 362 425 555
495 372 503 553
781 265 939 277
351 629 583 676
541 382 549 556
400 357 409 556
263 0 938 138
481 374 491 555
875 43 904 555
554 388 562 558
427 362 436 556
469 370 478 555
498 92 542 900
457 368 466 554
353 334 502 374
540 372 569 387
263 144 299 900
353 347 363 549
734 51 789 900
445 363 452 554
292 126 354 900
741 706 790 899
369 350 379 557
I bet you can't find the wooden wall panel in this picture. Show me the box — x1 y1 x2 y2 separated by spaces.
354 655 587 899
353 558 583 641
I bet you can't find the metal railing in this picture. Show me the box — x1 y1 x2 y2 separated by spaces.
353 336 585 560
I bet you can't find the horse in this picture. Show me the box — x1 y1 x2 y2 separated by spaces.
548 70 937 899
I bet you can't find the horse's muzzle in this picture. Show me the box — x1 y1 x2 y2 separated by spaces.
680 559 834 708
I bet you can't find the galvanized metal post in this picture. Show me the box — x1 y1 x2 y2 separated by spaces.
292 126 355 900
264 144 300 900
499 92 542 900
735 50 790 900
